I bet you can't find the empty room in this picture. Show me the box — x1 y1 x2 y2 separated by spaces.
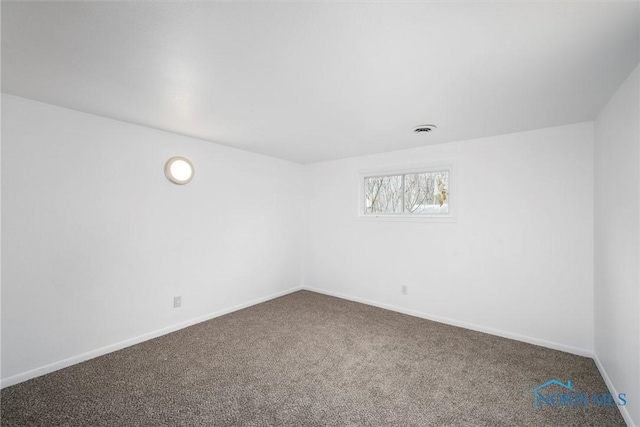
1 1 639 426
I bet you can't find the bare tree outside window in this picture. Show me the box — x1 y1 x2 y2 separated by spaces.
365 175 403 214
364 170 449 215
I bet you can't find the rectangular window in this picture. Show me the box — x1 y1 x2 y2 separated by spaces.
363 169 450 216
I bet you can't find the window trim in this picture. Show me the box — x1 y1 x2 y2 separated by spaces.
356 163 456 222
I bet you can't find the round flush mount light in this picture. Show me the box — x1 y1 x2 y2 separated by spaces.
165 156 194 185
413 124 437 134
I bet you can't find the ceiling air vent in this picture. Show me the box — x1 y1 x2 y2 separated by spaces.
413 124 437 133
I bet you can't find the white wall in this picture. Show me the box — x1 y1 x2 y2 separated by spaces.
594 65 639 426
305 122 594 354
1 95 304 383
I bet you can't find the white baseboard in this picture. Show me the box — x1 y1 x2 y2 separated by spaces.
593 354 636 427
302 286 594 358
1 285 601 393
1 286 303 389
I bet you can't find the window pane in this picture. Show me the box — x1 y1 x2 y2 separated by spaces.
404 170 449 214
364 175 403 214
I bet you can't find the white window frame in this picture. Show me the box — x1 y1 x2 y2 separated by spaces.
357 163 456 222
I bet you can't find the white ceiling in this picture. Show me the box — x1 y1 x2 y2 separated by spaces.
2 1 638 164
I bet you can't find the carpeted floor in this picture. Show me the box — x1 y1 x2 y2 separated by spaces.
1 290 626 426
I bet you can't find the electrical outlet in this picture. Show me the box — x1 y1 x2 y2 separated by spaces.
173 296 181 308
401 285 408 295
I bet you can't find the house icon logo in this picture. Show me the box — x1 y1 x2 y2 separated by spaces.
527 379 627 409
528 379 575 408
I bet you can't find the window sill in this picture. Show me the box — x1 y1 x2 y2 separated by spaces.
356 214 457 223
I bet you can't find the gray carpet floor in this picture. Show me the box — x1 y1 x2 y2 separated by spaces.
1 290 626 426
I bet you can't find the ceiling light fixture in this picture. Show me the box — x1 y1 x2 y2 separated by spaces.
413 124 437 134
165 156 195 185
